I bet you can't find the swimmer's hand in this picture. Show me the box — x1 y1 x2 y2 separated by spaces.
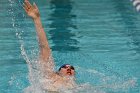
23 0 40 19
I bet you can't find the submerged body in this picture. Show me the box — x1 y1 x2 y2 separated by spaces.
43 73 76 91
38 57 76 92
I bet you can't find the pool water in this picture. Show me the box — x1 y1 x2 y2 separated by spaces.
0 0 140 93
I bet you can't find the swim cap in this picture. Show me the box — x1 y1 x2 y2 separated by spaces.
58 64 75 71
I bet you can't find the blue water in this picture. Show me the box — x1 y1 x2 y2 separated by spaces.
0 0 140 93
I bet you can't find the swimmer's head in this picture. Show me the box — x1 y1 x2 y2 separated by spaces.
58 64 75 76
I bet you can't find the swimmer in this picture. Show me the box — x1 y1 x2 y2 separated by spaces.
23 0 76 92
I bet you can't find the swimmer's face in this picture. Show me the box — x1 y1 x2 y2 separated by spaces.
59 65 75 76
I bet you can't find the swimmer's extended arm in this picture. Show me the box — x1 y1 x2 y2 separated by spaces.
23 0 51 61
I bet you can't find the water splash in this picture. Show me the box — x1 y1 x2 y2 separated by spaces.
8 0 137 92
81 68 137 93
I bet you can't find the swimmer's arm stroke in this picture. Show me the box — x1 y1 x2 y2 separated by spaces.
23 0 51 62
